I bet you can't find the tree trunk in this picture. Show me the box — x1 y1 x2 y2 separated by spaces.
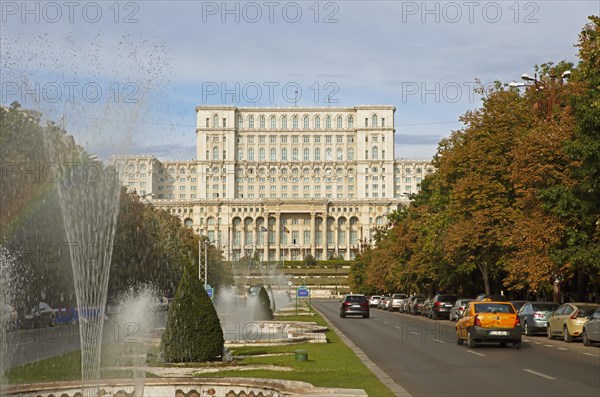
477 261 491 295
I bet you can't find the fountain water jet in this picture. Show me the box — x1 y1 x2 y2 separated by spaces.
0 246 18 393
48 144 121 397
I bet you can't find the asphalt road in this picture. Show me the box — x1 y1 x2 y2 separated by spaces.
7 311 167 367
314 300 600 397
7 324 81 367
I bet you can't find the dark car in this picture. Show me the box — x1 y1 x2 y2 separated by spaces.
517 302 559 336
427 294 458 320
22 302 55 328
340 294 370 318
582 307 600 346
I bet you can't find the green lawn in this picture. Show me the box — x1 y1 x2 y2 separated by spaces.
6 311 394 396
199 313 395 397
5 350 153 384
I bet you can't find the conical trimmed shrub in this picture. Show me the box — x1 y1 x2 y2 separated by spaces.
253 286 274 320
161 264 224 362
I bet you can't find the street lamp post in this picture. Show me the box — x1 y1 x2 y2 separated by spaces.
517 70 572 120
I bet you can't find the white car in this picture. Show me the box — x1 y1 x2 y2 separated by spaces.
389 293 408 311
369 295 382 307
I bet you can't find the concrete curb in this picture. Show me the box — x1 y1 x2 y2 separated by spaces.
312 304 414 397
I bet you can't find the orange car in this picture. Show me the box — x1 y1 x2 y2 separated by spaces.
456 301 522 348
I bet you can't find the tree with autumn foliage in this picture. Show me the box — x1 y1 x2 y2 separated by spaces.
351 17 600 302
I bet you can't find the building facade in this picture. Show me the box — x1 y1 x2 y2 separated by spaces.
114 105 433 261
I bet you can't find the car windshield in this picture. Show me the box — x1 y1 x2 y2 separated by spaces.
474 303 515 314
371 296 381 299
346 296 367 303
393 294 407 299
531 303 559 312
415 298 425 303
577 306 600 317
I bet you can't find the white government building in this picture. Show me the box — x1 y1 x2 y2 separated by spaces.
114 105 433 262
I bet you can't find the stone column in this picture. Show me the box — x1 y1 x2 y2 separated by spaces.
346 225 351 260
240 221 246 257
310 212 316 257
322 211 328 259
275 213 281 260
334 220 339 258
262 218 268 261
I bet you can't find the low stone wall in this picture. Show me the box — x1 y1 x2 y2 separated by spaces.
3 377 367 397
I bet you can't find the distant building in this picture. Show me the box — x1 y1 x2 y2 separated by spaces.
113 105 433 261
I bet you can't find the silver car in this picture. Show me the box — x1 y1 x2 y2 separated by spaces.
517 301 559 336
449 298 472 321
582 307 600 346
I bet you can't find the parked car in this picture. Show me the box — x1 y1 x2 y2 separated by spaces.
428 294 458 320
547 302 600 342
409 297 426 315
456 301 522 348
449 299 472 321
517 302 559 336
369 295 382 308
388 293 408 312
23 302 56 328
421 298 433 317
379 295 391 310
582 307 600 346
340 294 370 318
404 295 424 314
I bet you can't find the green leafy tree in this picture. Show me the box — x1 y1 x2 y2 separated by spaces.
161 261 224 362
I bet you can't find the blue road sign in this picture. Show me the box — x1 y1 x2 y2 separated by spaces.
297 288 309 298
205 284 213 299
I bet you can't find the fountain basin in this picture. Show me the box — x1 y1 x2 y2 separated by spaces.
2 377 367 396
222 321 327 345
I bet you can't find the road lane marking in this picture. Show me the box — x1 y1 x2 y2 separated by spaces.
582 353 597 357
433 339 446 344
395 326 402 330
544 344 553 348
557 347 567 351
523 369 556 380
383 321 389 325
408 331 418 335
467 350 485 357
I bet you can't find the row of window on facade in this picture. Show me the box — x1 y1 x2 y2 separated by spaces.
158 191 416 200
208 134 383 144
205 114 387 130
208 147 386 161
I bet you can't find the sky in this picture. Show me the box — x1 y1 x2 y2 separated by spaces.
1 0 598 161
